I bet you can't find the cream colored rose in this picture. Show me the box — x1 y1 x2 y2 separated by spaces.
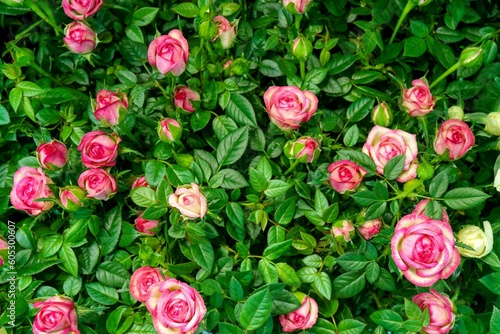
457 221 493 258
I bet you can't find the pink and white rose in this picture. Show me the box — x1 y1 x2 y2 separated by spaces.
328 160 367 194
130 266 166 303
402 78 436 117
412 289 455 334
131 176 150 190
148 30 189 76
279 293 318 332
358 218 382 240
135 213 160 236
94 90 128 126
33 296 80 334
285 136 320 163
213 16 237 49
391 213 460 287
158 118 182 143
263 86 318 131
62 0 102 20
433 119 475 160
331 220 355 242
78 168 117 200
169 183 207 219
283 0 312 14
77 131 121 168
362 126 418 182
63 21 96 55
10 167 54 215
59 186 86 211
36 140 68 170
174 86 200 113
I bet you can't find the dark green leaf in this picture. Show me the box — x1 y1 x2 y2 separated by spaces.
346 97 375 122
334 271 366 298
216 126 249 166
383 154 406 180
131 7 159 26
239 289 272 330
443 188 490 210
370 310 404 332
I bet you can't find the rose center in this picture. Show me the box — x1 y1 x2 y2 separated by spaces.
88 143 105 158
99 94 112 106
447 128 465 144
291 313 305 325
77 0 90 6
88 174 104 187
414 236 438 263
181 194 195 206
166 299 189 321
69 29 86 42
278 96 299 110
18 177 37 200
380 143 401 160
41 310 64 328
338 167 353 181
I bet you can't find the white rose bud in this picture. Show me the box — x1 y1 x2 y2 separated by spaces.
457 221 494 258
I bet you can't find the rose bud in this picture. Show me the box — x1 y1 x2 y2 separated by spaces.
371 102 393 127
62 0 102 20
93 90 128 126
328 160 367 194
131 176 150 190
413 289 455 334
434 119 475 160
391 213 460 287
135 213 160 236
146 279 207 334
148 29 189 76
158 118 182 143
412 199 449 224
363 126 418 183
284 137 320 163
283 0 312 14
485 112 500 136
402 78 436 117
417 0 434 6
292 36 313 61
0 238 7 267
459 46 484 68
213 16 237 49
63 21 96 55
173 86 200 113
264 86 318 131
169 183 207 220
331 220 355 242
448 105 464 120
457 221 494 258
416 160 434 180
357 219 382 240
279 293 318 332
130 266 166 303
77 131 121 168
78 168 117 200
60 186 86 211
36 140 69 170
33 296 80 334
10 167 54 216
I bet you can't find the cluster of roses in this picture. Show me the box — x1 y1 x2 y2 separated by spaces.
61 0 102 55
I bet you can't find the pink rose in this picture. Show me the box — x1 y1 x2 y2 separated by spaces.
158 118 182 143
63 21 96 55
263 86 318 131
135 213 160 235
391 213 460 287
148 30 189 76
331 220 355 242
358 218 382 240
36 140 68 170
130 266 166 303
146 279 207 334
285 137 320 163
283 0 312 14
33 296 80 334
10 167 54 215
169 183 207 220
94 90 128 126
59 186 86 211
402 79 436 117
62 0 102 20
413 199 449 224
78 168 117 200
174 86 200 113
279 294 318 332
0 238 7 267
362 126 418 183
413 289 455 334
131 176 150 190
328 160 367 194
77 131 121 168
433 119 475 160
213 16 237 49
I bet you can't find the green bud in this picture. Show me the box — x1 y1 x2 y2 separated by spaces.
448 106 464 120
417 161 434 180
292 36 313 62
459 47 484 68
371 102 393 127
485 112 500 136
284 137 320 163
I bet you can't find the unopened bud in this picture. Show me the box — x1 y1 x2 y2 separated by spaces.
417 161 434 180
292 36 313 62
284 137 320 163
158 118 182 143
485 112 500 136
371 102 393 127
459 47 484 68
448 106 464 120
457 221 494 258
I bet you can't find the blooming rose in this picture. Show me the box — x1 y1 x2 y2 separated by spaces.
174 86 200 113
158 118 182 143
433 119 475 160
358 219 382 240
33 296 80 334
391 213 460 287
131 176 150 190
77 131 121 168
59 186 86 211
457 221 494 258
93 90 128 126
285 137 320 163
279 293 318 332
263 86 318 131
328 160 367 194
413 199 449 224
283 0 312 14
78 168 117 200
63 21 96 55
402 78 436 117
413 289 455 334
213 16 237 49
169 183 207 220
36 140 69 170
331 220 355 242
362 126 418 182
146 279 207 334
148 30 189 76
10 167 54 215
135 213 160 236
62 0 102 20
130 266 166 303
0 238 7 267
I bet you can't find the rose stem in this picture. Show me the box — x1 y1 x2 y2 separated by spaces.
389 0 417 44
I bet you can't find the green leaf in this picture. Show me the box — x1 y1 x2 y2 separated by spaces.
131 187 157 207
219 323 245 334
131 7 159 26
336 253 368 271
351 71 382 84
58 244 78 277
410 20 429 38
338 319 366 334
166 164 195 187
216 126 249 167
313 272 332 300
327 54 358 75
443 188 490 210
374 268 396 291
250 168 268 192
9 87 22 112
264 180 291 197
213 116 238 140
491 307 500 333
383 154 405 180
63 276 82 297
403 37 426 57
343 124 359 147
334 271 366 298
0 104 10 125
434 41 457 69
96 261 130 288
365 262 380 284
346 97 375 122
297 266 318 283
36 107 60 126
303 254 323 268
370 310 404 332
304 68 328 85
275 263 301 288
125 25 144 43
171 2 199 18
100 206 123 256
226 94 257 127
214 169 248 189
18 260 61 276
311 318 336 333
337 150 377 176
258 258 278 284
263 240 293 260
274 197 296 225
479 272 500 294
226 203 246 241
239 288 272 330
41 235 63 258
191 241 214 272
106 306 128 334
429 171 448 198
405 299 423 319
260 59 284 77
85 282 119 305
190 109 211 131
18 81 44 97
365 202 387 220
272 289 301 315
351 190 383 206
145 160 166 188
229 277 244 301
